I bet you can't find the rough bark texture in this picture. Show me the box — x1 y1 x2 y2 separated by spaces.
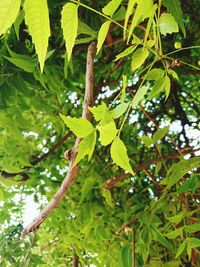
22 42 96 236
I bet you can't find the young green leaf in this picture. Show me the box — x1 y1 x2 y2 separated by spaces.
14 10 24 40
153 126 169 143
151 226 173 251
96 21 111 54
159 13 179 36
0 0 21 35
167 213 184 224
178 176 197 194
24 0 50 72
184 223 200 234
97 121 118 146
164 75 171 100
175 241 187 258
144 4 157 46
121 75 127 103
145 68 165 81
132 85 148 108
162 0 186 37
102 0 122 17
164 229 183 239
147 76 167 100
131 47 149 72
140 135 154 147
120 244 132 267
188 238 200 248
114 45 137 61
102 188 114 208
59 114 94 138
78 21 97 37
124 0 137 38
61 3 78 61
110 102 129 119
111 137 133 174
127 0 153 42
74 131 96 166
161 156 200 188
168 69 179 81
80 176 96 204
89 102 107 121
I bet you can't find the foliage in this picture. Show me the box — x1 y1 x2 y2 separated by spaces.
0 0 200 266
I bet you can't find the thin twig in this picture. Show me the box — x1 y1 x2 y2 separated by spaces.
22 42 96 236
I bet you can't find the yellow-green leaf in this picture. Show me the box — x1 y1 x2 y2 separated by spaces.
74 131 96 166
61 3 78 61
132 85 148 108
59 114 94 138
97 121 118 146
96 21 111 54
159 13 179 36
0 0 21 35
110 137 133 174
110 102 129 118
102 0 122 17
89 102 107 121
24 0 50 72
131 47 149 72
124 0 137 38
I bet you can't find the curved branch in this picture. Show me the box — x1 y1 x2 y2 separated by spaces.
22 42 97 236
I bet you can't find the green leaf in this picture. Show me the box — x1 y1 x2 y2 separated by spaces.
97 121 118 146
61 3 78 61
168 69 179 81
167 213 184 224
164 75 171 100
153 126 169 143
78 21 97 37
102 0 122 17
188 238 200 248
124 0 137 38
175 241 186 258
80 176 96 203
151 226 173 251
162 0 186 37
159 13 179 36
59 114 94 138
164 228 183 239
114 45 137 61
89 102 107 121
110 102 129 119
144 4 157 46
74 131 96 166
121 75 127 103
178 176 197 194
184 223 200 234
145 68 165 81
140 135 154 146
120 244 132 267
14 10 24 40
4 46 37 73
147 76 167 100
127 0 153 42
96 21 111 54
131 47 149 72
0 0 21 35
132 85 148 108
102 189 114 208
161 156 200 188
110 137 133 174
24 0 50 72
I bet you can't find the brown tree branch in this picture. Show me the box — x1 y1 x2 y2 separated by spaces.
104 147 200 190
22 42 96 236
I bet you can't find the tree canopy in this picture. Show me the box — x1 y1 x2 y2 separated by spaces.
0 0 200 266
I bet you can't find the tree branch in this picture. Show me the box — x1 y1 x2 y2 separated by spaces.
104 147 199 190
22 42 96 236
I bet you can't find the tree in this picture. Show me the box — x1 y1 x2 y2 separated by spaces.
0 0 200 266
